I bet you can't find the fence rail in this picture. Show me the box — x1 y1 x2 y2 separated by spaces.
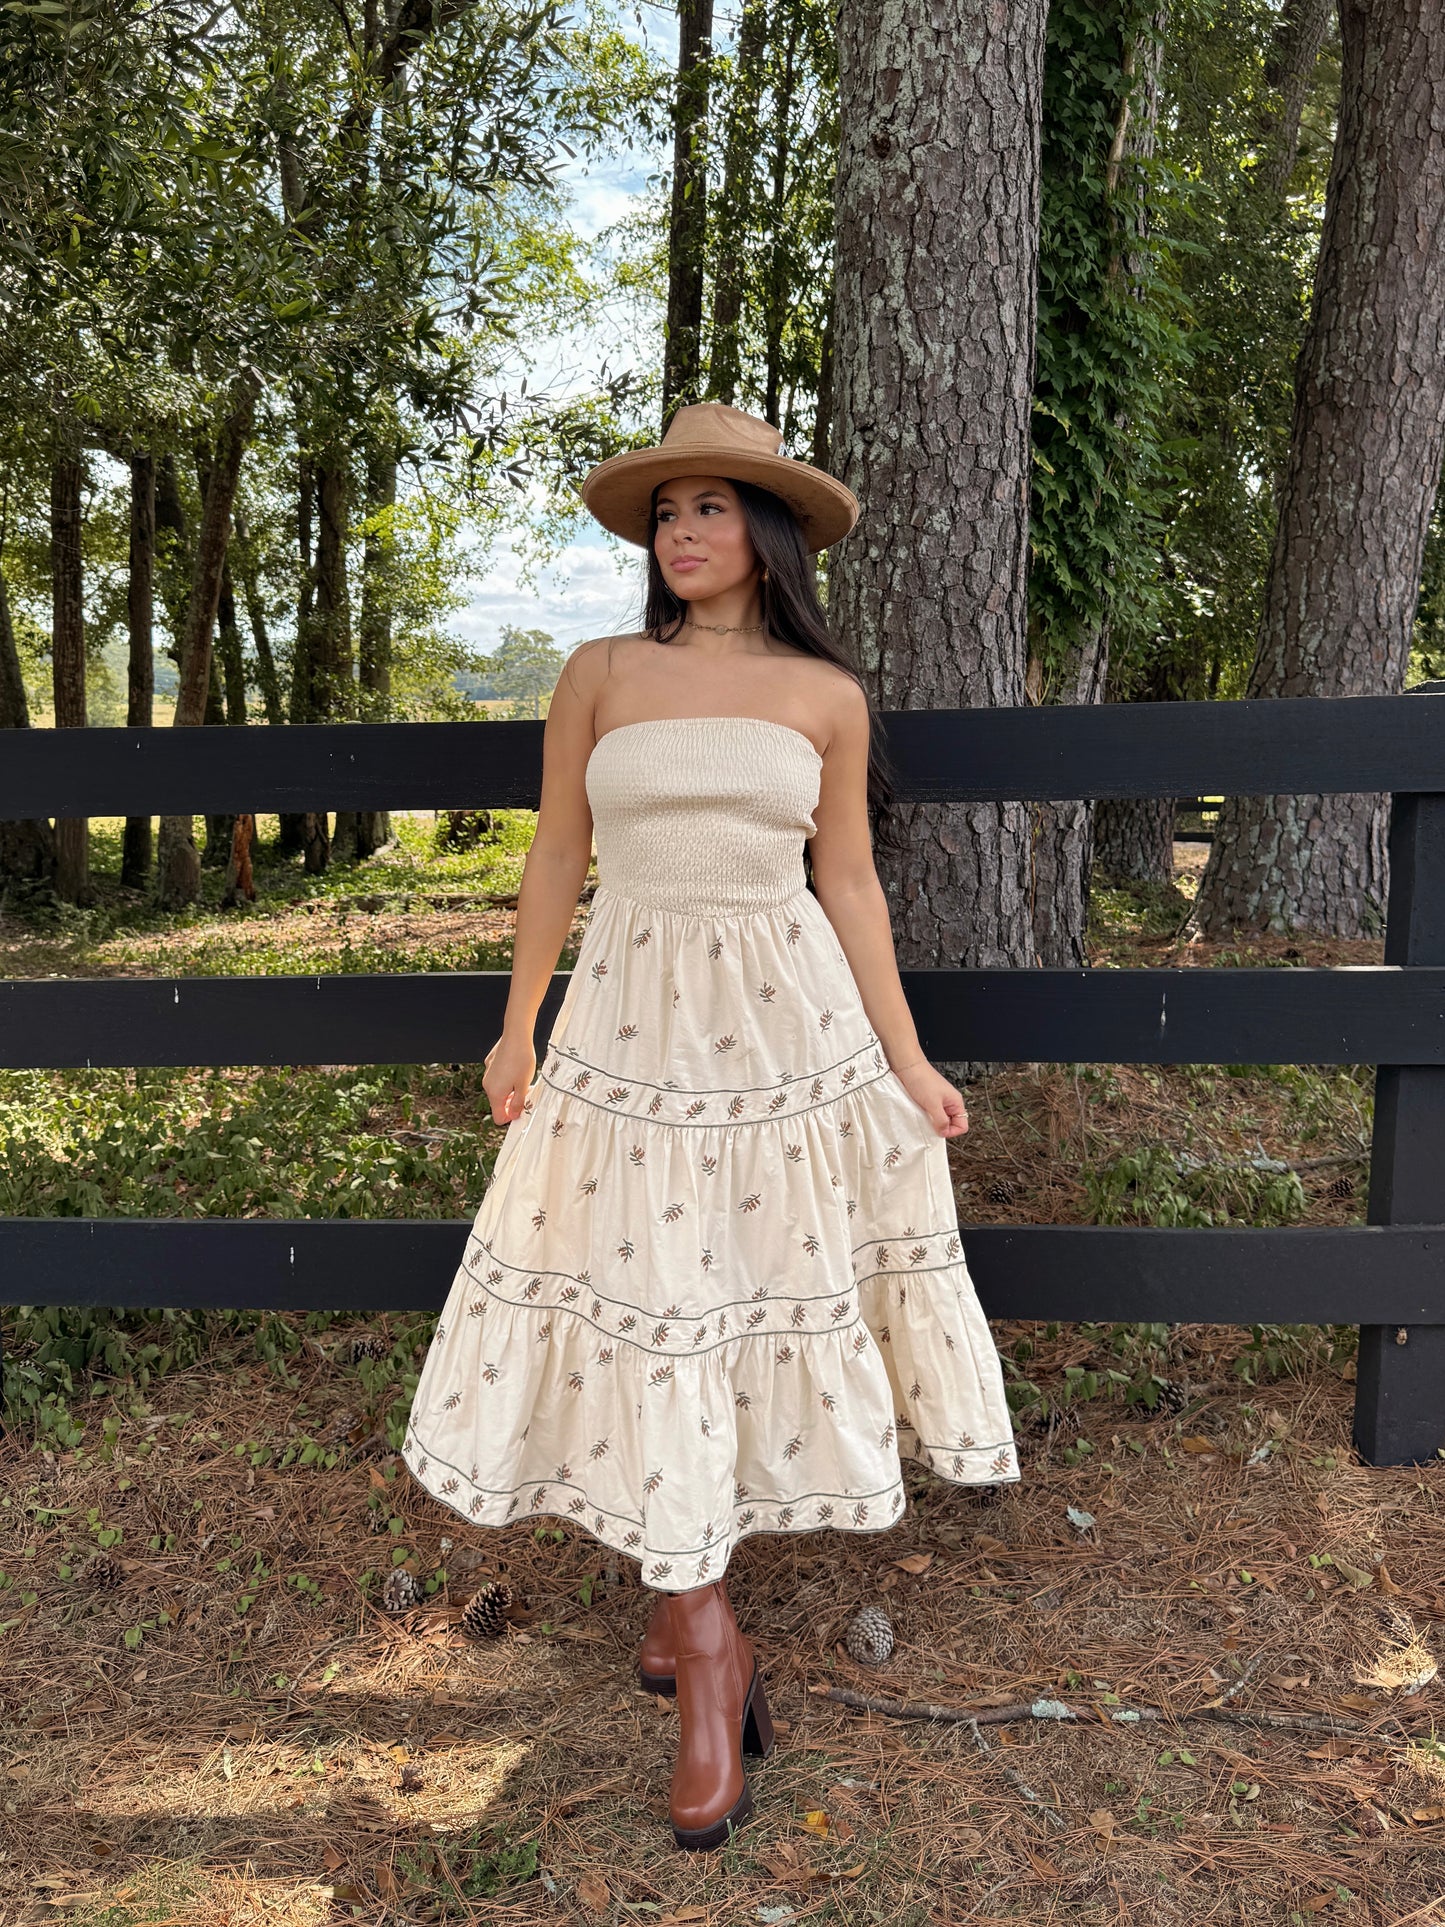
2 693 1442 1465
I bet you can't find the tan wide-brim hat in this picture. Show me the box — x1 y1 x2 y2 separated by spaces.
579 402 860 555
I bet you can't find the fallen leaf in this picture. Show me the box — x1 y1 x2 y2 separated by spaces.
1066 1506 1096 1533
1338 1693 1379 1713
1333 1560 1375 1590
1411 1804 1445 1823
321 1845 344 1873
802 1808 830 1837
1025 1851 1068 1880
892 1551 933 1575
1300 1895 1335 1913
659 1910 710 1923
1375 1562 1402 1595
576 1872 610 1910
1179 1436 1217 1455
976 1534 1011 1556
373 1865 401 1899
834 1863 866 1879
7 1764 29 1780
1088 1809 1116 1839
425 1730 464 1748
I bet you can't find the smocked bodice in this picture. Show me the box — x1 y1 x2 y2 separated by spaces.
584 715 822 915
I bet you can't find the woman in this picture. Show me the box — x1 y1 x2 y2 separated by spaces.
403 401 1018 1852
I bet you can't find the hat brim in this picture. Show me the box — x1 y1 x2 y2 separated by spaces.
580 446 859 555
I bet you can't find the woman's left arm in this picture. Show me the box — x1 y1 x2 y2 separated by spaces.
807 680 970 1140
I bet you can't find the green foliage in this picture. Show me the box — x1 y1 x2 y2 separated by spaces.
1081 1141 1307 1227
1031 1 1194 685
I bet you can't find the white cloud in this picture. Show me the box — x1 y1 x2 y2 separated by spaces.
454 525 647 656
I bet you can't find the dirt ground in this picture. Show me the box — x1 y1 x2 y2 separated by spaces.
1 838 1439 1925
0 1319 1441 1927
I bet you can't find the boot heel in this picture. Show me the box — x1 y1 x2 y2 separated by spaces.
741 1666 775 1758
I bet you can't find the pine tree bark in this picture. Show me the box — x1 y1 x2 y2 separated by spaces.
315 453 352 868
233 508 285 728
662 0 714 420
706 0 766 407
277 449 316 857
156 373 259 909
0 564 57 890
1193 0 1445 940
121 453 156 889
830 0 1049 1060
51 437 91 904
1029 8 1169 966
356 442 396 856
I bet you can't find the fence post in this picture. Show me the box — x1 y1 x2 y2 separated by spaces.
1354 789 1445 1465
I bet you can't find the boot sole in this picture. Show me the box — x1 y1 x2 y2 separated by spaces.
638 1665 676 1698
670 1660 776 1852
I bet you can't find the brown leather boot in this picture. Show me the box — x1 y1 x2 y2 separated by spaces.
639 1575 734 1696
666 1577 775 1851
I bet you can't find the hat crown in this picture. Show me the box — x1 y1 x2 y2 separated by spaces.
660 402 783 462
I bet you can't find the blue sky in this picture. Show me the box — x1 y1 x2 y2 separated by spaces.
452 9 681 664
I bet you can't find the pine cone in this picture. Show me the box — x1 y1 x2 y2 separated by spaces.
844 1604 894 1667
1145 1377 1188 1418
348 1332 390 1363
321 1408 357 1448
381 1567 422 1614
81 1551 123 1591
984 1178 1016 1206
1327 1173 1355 1200
460 1579 513 1641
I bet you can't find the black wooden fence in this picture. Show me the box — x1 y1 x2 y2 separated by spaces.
1 693 1441 1464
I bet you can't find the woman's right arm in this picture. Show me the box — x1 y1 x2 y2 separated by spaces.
481 640 606 1126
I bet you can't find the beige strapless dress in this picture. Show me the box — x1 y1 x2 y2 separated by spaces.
403 716 1018 1591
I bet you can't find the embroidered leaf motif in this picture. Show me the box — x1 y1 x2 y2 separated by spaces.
559 1284 579 1303
616 1023 639 1041
531 1207 547 1229
699 1153 717 1175
816 1501 834 1522
649 1362 673 1384
443 1391 462 1410
840 1064 856 1085
750 1283 769 1300
651 1323 670 1346
883 1144 903 1169
727 1095 746 1119
632 927 652 946
757 981 777 1001
628 1145 646 1167
818 1008 833 1029
590 958 609 981
851 1501 869 1525
661 1201 685 1223
647 1561 673 1580
820 1390 837 1411
598 1345 614 1363
775 1343 795 1364
700 1247 716 1270
735 1389 752 1408
523 1277 542 1300
468 1300 485 1318
786 920 802 943
581 1176 599 1194
809 1076 825 1102
684 1098 709 1120
617 1237 635 1261
568 1495 586 1514
783 1434 803 1458
604 1085 631 1105
707 936 724 960
790 1304 807 1327
946 1233 961 1258
777 1505 794 1527
788 1144 807 1165
482 1363 500 1383
738 1192 762 1212
830 1298 851 1322
909 1243 930 1265
567 1371 584 1392
624 1530 642 1548
647 1093 665 1115
642 1469 664 1494
470 1494 486 1515
714 1033 737 1053
589 1437 610 1459
554 1462 571 1482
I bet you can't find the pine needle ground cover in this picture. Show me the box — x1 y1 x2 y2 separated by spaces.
0 827 1441 1923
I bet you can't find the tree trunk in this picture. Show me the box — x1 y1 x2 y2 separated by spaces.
1193 0 1445 940
662 0 714 420
762 7 802 427
121 453 156 889
1254 0 1334 204
315 454 352 868
233 507 285 728
51 438 90 905
706 0 767 407
1028 8 1169 966
356 442 396 856
277 450 316 857
830 0 1048 1072
0 564 57 890
156 373 259 909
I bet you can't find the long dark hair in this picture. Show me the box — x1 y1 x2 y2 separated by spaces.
634 474 904 857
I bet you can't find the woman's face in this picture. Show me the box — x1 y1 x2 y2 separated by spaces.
652 475 758 601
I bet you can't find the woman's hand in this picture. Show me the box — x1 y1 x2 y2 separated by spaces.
482 1035 537 1127
892 1056 969 1139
